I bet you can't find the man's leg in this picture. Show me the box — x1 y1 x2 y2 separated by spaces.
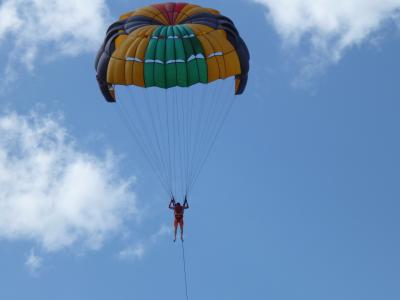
179 220 184 241
174 219 178 242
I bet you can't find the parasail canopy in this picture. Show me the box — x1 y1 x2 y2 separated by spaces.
95 3 250 199
95 2 249 101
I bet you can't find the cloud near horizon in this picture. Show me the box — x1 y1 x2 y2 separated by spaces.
0 111 138 253
254 0 400 83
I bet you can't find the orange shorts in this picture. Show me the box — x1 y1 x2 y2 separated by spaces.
174 218 183 227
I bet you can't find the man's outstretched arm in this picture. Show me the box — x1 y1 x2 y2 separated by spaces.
183 197 189 209
169 198 175 209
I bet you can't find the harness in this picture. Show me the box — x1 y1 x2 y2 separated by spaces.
174 206 184 220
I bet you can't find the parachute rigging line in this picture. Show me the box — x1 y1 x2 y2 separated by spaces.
188 81 236 194
113 101 171 195
181 240 189 300
114 79 235 199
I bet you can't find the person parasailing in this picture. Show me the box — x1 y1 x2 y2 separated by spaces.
169 196 189 242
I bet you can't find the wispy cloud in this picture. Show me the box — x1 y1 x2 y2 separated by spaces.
0 0 109 85
0 111 138 252
150 224 171 244
118 243 145 261
118 224 171 261
25 249 43 275
254 0 400 84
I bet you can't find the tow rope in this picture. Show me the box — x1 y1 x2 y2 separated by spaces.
181 240 189 300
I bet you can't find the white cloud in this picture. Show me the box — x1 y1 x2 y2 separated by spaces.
0 0 109 71
118 243 145 261
150 224 171 244
0 111 138 252
26 249 42 274
119 224 171 261
254 0 400 82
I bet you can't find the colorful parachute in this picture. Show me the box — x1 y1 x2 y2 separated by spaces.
95 2 249 100
95 3 249 198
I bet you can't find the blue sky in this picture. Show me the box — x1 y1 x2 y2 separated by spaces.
0 0 400 299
